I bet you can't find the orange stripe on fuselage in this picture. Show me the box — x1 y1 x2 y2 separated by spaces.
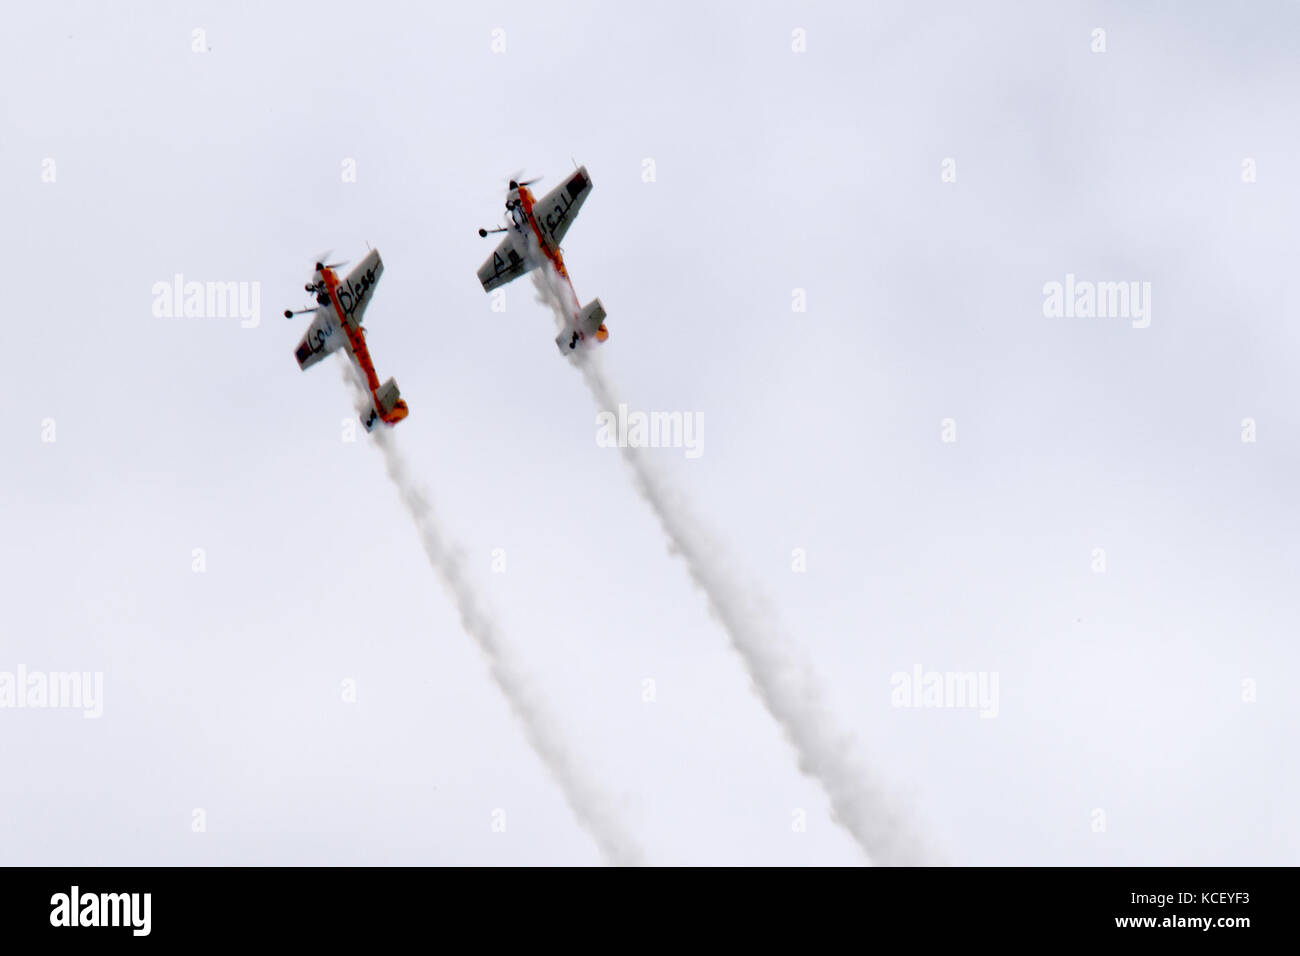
518 184 607 347
519 186 576 295
322 265 381 392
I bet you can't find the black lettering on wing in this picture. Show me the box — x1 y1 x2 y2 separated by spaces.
545 195 573 237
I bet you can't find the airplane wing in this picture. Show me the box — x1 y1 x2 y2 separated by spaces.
477 233 535 292
334 249 384 327
533 166 592 249
293 308 344 371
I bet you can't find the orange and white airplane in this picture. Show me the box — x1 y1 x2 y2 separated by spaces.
476 166 609 354
285 249 409 432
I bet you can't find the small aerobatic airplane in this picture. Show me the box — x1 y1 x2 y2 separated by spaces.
285 249 409 431
477 166 609 354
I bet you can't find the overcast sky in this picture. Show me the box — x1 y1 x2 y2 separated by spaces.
2 1 1297 865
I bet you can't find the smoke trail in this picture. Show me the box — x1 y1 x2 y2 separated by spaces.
533 274 927 865
342 363 644 866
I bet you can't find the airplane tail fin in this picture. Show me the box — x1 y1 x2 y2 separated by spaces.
554 298 609 353
578 298 606 337
363 377 410 431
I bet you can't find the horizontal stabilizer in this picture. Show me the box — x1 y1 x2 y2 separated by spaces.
374 378 403 415
554 299 609 354
577 298 606 337
362 378 409 431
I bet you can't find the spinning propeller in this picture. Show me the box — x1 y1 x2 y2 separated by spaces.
313 250 348 272
284 252 346 318
479 173 541 236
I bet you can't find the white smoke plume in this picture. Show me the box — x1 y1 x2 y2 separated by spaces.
342 361 645 866
532 273 928 865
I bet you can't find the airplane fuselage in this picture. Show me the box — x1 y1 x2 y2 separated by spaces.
515 186 574 288
319 264 408 426
512 185 606 344
514 185 572 277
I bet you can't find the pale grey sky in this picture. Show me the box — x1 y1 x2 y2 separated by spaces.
2 1 1297 865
